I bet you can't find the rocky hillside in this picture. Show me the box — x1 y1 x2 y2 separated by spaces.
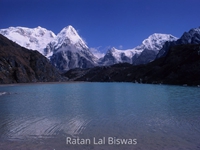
64 44 200 86
0 34 66 84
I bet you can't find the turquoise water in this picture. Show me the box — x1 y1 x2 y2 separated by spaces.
0 82 200 150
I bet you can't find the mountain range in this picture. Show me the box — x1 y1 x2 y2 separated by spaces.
0 26 99 71
100 33 177 66
0 25 178 71
65 44 200 86
62 25 200 86
0 25 200 85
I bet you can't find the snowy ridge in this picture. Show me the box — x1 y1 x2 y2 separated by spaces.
139 33 178 51
110 47 141 58
103 47 142 64
101 33 178 65
0 26 56 54
0 25 180 70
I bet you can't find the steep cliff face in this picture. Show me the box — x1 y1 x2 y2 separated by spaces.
0 34 65 84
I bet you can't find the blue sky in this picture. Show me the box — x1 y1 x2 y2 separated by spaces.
0 0 200 52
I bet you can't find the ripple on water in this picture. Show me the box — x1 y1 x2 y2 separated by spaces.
0 92 7 96
0 83 200 150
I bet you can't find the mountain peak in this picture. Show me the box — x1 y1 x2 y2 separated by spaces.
48 25 97 71
146 33 177 41
109 47 117 51
55 25 88 50
36 26 42 29
178 26 200 44
0 26 56 54
101 33 178 66
141 33 178 51
189 27 200 34
66 25 75 30
60 25 77 35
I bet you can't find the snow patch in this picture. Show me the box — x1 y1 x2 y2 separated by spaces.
0 26 56 54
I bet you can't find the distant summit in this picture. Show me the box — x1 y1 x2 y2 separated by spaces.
0 26 56 54
100 33 178 66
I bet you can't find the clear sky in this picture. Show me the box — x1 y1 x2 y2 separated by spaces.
0 0 200 52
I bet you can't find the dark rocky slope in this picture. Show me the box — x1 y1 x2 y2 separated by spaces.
0 34 66 84
157 27 200 59
64 44 200 86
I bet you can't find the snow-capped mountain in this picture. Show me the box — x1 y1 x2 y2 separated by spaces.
0 26 56 54
4 25 199 71
47 25 98 71
100 47 142 65
157 26 200 58
0 25 98 71
101 33 178 66
133 33 178 65
138 33 178 51
44 25 89 57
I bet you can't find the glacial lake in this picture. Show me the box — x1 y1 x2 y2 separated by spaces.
0 82 200 150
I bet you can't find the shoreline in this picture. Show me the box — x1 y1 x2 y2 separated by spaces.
0 81 200 88
0 81 87 87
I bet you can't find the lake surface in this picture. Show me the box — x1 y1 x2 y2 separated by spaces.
0 82 200 150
